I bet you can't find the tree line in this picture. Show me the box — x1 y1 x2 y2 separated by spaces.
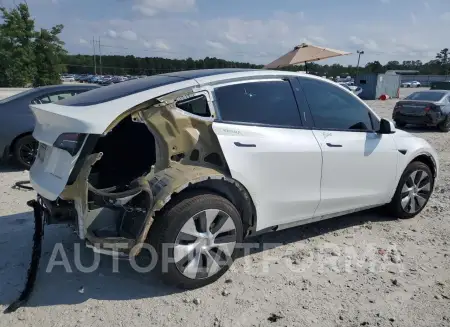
1 4 449 88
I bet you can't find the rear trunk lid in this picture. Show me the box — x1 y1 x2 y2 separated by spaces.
394 100 439 116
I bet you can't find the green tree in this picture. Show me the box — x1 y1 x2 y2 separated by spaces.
0 4 66 87
0 4 36 87
33 24 67 86
435 48 449 74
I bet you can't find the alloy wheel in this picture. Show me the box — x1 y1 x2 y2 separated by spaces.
19 140 39 168
174 209 237 279
400 169 432 213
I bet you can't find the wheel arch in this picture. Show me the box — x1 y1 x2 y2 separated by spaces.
9 131 34 155
156 177 257 235
410 153 437 178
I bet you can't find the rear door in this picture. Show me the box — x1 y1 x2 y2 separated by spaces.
211 78 323 231
298 76 398 217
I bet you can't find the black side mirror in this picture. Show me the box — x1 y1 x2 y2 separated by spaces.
378 118 395 134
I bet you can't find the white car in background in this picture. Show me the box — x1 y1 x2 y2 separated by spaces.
338 82 363 96
61 75 75 82
402 81 421 88
29 69 438 288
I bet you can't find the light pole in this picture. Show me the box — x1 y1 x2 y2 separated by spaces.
356 50 364 79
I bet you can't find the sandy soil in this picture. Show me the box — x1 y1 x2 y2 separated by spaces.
0 88 449 327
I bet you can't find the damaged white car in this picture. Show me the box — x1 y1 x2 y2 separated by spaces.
28 69 439 289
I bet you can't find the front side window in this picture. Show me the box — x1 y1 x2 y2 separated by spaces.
214 80 302 127
299 77 373 131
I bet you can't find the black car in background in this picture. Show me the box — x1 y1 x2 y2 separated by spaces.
0 84 99 169
393 90 450 132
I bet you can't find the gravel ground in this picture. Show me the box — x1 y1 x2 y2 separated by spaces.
1 87 449 327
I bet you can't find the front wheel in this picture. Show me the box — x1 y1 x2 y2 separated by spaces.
148 191 243 289
387 161 434 219
438 117 450 132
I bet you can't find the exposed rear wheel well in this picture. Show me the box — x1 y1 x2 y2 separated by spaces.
163 179 257 235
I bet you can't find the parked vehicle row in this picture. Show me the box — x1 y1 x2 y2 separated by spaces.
25 69 438 289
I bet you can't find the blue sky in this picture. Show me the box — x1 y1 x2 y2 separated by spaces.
2 0 450 66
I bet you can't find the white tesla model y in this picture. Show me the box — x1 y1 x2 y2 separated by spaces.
28 69 439 288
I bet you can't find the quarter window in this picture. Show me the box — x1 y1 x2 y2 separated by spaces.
176 95 211 117
214 80 302 127
299 78 373 131
31 91 81 105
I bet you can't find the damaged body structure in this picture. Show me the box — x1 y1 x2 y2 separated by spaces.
10 69 439 305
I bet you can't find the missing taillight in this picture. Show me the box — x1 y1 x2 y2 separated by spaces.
53 133 87 156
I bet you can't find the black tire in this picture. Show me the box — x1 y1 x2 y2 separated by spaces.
386 161 434 219
437 116 450 132
13 135 39 170
395 121 406 128
147 191 243 289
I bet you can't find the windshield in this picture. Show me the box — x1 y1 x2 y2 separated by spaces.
405 91 446 102
0 88 35 104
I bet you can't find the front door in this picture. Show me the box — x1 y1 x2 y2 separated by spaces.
298 76 398 217
211 78 323 231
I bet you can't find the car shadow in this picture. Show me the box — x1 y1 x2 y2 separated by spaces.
0 162 24 173
242 207 394 256
0 208 395 309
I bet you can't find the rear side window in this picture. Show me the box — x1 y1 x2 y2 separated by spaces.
31 91 83 105
405 91 446 102
176 95 211 117
299 77 373 131
214 80 302 127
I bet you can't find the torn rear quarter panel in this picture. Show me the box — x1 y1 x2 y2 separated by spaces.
59 87 233 256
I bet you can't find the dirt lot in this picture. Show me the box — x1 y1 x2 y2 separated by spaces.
1 88 449 327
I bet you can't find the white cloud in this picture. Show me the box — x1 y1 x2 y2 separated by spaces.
79 38 88 45
120 30 138 41
206 40 227 51
155 39 170 50
349 36 379 51
132 0 196 16
424 1 430 9
410 13 417 25
107 29 118 38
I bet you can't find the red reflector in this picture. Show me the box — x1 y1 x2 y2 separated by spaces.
424 107 431 112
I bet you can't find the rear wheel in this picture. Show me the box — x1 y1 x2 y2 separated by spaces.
13 135 39 170
148 191 243 289
387 161 434 219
